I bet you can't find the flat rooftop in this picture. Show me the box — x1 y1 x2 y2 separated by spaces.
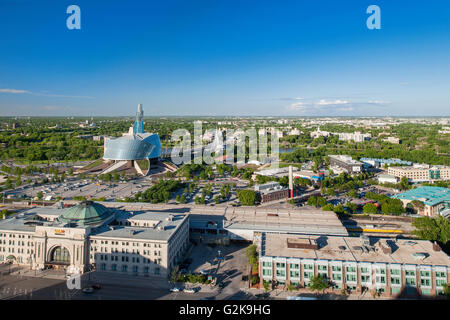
91 213 187 242
262 233 450 266
329 155 362 165
392 186 450 206
98 202 348 236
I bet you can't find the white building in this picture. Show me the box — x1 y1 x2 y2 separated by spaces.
338 132 371 142
0 201 189 277
378 174 399 184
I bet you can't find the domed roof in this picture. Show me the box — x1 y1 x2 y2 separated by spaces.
58 201 113 227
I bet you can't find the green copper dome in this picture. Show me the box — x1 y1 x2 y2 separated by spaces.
58 201 113 227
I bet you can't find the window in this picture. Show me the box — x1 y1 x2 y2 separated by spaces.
303 272 313 279
155 268 160 275
332 273 342 281
376 269 386 275
289 263 299 269
420 271 430 277
346 274 357 282
290 271 300 278
391 277 401 285
101 263 106 271
318 265 327 271
111 264 117 271
276 269 286 277
361 275 371 283
436 279 447 287
332 266 342 272
435 271 446 278
122 265 128 272
303 264 313 270
133 266 138 273
144 267 149 273
390 269 400 276
263 269 272 276
262 261 272 267
276 262 285 268
421 278 431 287
405 270 415 277
346 266 356 273
360 267 369 274
376 276 386 284
405 278 416 286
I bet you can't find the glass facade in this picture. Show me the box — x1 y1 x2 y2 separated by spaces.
104 135 156 160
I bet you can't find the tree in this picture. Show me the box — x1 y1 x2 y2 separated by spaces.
237 189 258 206
5 177 12 190
322 204 334 211
442 283 450 298
333 204 346 214
346 202 357 214
347 189 359 199
308 275 330 294
363 203 378 214
36 191 43 200
399 176 410 190
412 216 450 245
246 245 259 273
15 175 22 187
170 265 179 284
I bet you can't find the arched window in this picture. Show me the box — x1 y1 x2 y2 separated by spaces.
50 246 70 264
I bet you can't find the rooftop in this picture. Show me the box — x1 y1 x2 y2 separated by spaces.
262 233 450 266
329 155 363 165
91 202 348 236
391 186 450 206
91 213 187 241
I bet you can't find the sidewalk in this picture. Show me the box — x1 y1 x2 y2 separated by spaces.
243 287 392 300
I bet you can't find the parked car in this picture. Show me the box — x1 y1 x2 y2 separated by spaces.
179 268 188 274
92 284 101 290
199 269 208 275
183 288 196 293
170 287 181 292
82 287 94 293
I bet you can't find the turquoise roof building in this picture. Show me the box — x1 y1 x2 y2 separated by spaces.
392 186 450 216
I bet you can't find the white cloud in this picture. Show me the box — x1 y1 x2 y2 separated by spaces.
0 88 30 94
0 88 94 99
367 100 391 105
316 99 349 106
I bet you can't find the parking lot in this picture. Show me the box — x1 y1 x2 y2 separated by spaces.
172 242 250 299
8 177 153 201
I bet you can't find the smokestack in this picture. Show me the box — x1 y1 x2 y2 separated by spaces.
289 165 293 198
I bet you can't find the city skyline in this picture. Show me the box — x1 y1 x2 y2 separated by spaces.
1 0 449 117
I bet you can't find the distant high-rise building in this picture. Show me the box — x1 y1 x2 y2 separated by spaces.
133 104 145 134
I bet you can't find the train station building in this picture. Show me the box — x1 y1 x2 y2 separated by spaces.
0 201 189 277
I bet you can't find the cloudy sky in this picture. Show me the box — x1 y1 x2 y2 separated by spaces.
0 0 449 116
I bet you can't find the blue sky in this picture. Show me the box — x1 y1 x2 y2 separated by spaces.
0 0 449 116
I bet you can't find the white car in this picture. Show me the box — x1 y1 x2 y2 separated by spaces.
183 288 196 293
170 287 181 292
